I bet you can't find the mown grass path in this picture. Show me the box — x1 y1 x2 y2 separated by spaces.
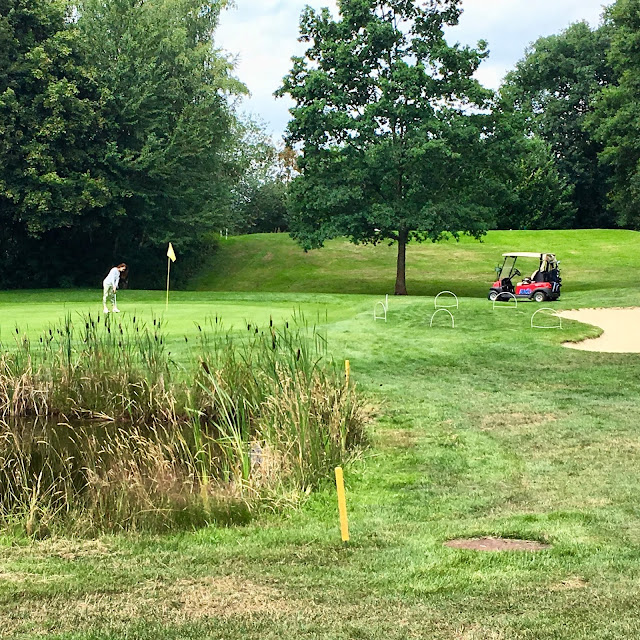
1 248 640 637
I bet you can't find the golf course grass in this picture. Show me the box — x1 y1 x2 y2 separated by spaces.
1 230 640 639
189 229 640 297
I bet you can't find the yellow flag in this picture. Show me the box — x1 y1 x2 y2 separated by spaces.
167 242 177 262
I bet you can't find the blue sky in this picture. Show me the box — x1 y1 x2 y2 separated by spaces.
216 0 610 140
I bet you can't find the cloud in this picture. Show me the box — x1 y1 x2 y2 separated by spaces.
217 1 339 136
217 0 610 139
449 0 607 79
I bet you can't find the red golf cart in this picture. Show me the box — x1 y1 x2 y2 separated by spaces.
488 252 562 302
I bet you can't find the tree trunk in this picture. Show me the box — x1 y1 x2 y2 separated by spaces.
394 228 408 295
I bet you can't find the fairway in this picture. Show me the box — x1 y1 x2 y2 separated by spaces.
2 231 640 639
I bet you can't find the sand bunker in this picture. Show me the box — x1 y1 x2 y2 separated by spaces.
558 307 640 353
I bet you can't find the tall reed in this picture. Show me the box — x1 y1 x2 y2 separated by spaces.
0 313 366 534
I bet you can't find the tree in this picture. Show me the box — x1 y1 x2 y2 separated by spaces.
228 118 287 233
590 0 640 230
0 0 111 286
75 0 246 285
278 0 496 295
233 180 288 233
277 145 300 184
500 21 615 229
493 136 576 230
0 0 248 288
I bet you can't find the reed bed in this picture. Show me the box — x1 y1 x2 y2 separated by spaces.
0 314 366 534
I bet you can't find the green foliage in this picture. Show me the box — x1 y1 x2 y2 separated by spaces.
74 0 246 285
239 180 289 233
0 0 248 289
278 0 497 294
0 0 111 285
590 0 640 230
493 135 577 230
229 118 290 233
501 21 616 228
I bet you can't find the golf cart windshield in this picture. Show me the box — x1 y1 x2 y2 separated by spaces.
497 253 558 280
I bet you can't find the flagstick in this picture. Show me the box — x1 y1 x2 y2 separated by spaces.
166 256 171 311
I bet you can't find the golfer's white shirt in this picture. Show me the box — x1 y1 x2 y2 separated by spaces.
103 268 120 289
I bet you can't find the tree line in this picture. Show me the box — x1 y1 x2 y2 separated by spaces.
279 0 640 293
2 0 639 293
0 0 288 289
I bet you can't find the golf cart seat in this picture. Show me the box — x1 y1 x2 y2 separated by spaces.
531 270 546 283
500 278 515 293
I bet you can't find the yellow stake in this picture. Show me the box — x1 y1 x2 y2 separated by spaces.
165 257 171 311
335 466 350 542
345 359 350 385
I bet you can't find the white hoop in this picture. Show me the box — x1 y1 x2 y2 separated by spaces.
374 301 387 322
430 308 455 328
435 291 459 309
531 308 562 329
493 292 518 310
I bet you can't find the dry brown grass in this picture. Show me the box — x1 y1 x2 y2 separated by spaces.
0 574 297 636
453 626 509 640
479 412 558 431
173 576 294 620
549 576 588 591
376 428 420 449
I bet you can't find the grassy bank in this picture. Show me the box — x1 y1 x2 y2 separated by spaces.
189 229 640 297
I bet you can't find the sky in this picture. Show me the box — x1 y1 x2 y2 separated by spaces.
215 0 610 141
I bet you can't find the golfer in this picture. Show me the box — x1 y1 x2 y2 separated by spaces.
102 263 127 313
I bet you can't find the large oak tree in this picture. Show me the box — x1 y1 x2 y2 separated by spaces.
278 0 497 295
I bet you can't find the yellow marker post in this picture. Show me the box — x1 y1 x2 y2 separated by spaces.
335 466 350 543
345 359 350 385
165 243 177 311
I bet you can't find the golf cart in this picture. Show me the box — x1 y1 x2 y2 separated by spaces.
488 252 562 302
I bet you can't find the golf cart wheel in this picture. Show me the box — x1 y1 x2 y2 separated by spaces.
533 290 547 303
488 290 500 301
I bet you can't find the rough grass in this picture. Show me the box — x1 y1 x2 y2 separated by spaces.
0 314 366 534
1 229 640 638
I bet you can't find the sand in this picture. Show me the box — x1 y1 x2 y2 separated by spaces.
558 307 640 353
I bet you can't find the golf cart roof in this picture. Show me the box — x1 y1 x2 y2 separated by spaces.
502 252 555 259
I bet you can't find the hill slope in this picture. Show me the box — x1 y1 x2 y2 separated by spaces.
189 229 640 297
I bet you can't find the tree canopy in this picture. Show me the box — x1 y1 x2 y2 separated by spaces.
0 0 248 288
229 119 291 234
500 21 615 229
590 0 640 230
0 0 110 283
75 0 246 284
278 0 498 295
